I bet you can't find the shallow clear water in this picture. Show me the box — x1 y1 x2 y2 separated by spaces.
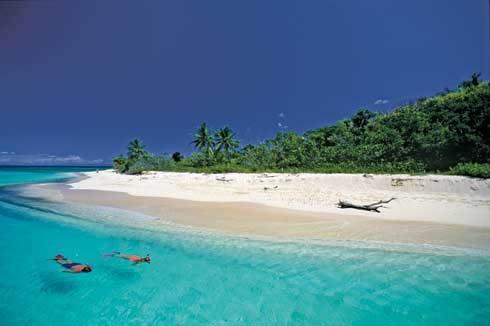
0 166 95 186
0 168 489 325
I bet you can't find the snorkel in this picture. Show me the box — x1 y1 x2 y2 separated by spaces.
54 254 65 260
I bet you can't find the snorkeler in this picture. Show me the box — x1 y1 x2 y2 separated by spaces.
105 251 151 265
51 254 92 273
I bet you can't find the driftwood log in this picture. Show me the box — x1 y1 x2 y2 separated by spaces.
337 197 396 213
263 186 279 191
216 177 233 182
259 173 277 178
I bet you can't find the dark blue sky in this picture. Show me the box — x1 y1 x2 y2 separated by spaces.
1 0 488 165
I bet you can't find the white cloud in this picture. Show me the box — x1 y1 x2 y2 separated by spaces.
374 99 389 105
277 122 288 130
277 113 288 129
0 153 105 165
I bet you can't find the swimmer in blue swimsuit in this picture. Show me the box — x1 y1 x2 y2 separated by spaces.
51 254 92 273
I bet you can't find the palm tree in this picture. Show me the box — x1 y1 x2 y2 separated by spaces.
459 72 481 88
127 139 147 160
214 126 239 156
470 72 481 86
192 122 214 156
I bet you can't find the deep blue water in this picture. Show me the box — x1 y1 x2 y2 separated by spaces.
0 167 489 325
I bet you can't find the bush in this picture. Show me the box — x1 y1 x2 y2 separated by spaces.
112 155 129 173
126 155 175 175
449 163 490 178
186 151 215 168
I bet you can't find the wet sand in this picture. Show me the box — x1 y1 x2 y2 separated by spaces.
31 182 490 250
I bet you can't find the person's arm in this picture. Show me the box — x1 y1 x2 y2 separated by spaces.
104 251 121 258
62 269 76 273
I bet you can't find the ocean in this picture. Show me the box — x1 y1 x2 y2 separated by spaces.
0 167 489 325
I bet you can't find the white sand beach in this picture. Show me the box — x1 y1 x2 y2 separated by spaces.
71 170 490 227
28 169 488 249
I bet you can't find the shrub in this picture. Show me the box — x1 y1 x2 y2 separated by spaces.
449 163 490 178
112 155 129 173
126 155 175 175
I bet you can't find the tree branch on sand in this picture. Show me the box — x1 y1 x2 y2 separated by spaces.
216 177 233 182
263 186 279 191
260 174 277 178
337 198 396 213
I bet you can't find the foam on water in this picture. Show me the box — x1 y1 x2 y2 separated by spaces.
0 168 489 325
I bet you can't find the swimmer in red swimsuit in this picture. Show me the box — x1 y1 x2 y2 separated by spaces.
105 251 151 265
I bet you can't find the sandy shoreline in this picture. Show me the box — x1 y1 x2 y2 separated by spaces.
27 170 490 250
72 170 490 227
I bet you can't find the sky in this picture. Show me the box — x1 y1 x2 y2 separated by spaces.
0 0 488 165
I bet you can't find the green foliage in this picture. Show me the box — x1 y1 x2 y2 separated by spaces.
269 132 311 168
459 72 481 89
186 151 215 168
127 139 147 161
239 143 277 170
112 75 490 178
112 155 129 173
351 109 376 141
126 155 176 175
418 82 490 168
214 126 239 156
192 122 214 157
449 163 490 179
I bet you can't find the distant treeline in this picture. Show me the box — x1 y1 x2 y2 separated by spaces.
113 74 490 178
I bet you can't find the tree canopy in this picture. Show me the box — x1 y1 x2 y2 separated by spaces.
127 139 147 161
192 122 214 156
113 75 490 178
214 126 239 156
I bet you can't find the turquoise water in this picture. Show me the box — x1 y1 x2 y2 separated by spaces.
0 168 489 325
0 166 97 186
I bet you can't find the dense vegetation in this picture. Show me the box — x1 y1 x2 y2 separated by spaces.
114 75 490 178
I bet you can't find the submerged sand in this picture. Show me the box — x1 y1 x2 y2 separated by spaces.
29 170 490 250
